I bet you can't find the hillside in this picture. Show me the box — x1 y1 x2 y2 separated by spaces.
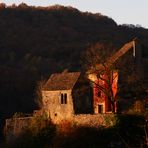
0 4 148 137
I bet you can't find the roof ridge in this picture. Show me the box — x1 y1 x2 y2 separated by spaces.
43 71 81 91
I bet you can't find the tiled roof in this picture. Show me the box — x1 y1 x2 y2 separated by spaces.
43 71 80 90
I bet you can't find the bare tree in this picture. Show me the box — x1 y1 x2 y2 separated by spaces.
82 40 140 113
82 41 118 113
95 65 118 113
35 79 46 109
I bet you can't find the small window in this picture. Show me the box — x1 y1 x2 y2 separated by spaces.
64 93 67 104
61 93 67 104
98 91 101 97
61 94 64 104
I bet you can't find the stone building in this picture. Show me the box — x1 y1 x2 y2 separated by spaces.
42 71 93 123
41 39 145 122
87 39 147 114
41 69 119 123
5 39 148 139
42 71 80 123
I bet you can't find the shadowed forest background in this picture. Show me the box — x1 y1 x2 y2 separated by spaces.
0 3 148 140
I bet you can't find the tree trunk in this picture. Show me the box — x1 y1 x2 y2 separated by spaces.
111 101 115 113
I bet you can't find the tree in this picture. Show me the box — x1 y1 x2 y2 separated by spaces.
83 39 146 113
34 79 46 109
18 3 29 9
82 41 118 113
94 65 118 113
0 3 6 9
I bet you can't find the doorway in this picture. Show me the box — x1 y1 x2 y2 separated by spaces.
98 105 103 113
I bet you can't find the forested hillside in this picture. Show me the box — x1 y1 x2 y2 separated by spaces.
0 3 148 135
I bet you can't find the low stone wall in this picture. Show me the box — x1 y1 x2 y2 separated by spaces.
5 117 34 142
73 114 117 127
51 113 117 127
5 113 117 142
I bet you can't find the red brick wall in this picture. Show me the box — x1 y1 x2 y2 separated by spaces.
93 71 118 113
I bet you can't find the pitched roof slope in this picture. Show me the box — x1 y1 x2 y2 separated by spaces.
43 72 80 90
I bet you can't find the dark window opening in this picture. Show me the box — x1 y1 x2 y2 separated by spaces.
98 91 101 97
54 113 57 116
61 94 64 104
61 93 67 104
64 93 67 104
98 105 103 113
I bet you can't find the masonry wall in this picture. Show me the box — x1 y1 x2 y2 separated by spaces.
41 90 117 126
5 117 34 142
42 90 74 123
73 114 116 127
5 113 117 142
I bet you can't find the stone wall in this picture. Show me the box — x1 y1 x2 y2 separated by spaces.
73 114 116 127
42 90 74 124
5 113 117 142
53 114 117 127
5 117 34 142
42 90 117 126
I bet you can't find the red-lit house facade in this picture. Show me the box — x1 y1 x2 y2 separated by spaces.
88 40 139 114
88 71 118 114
